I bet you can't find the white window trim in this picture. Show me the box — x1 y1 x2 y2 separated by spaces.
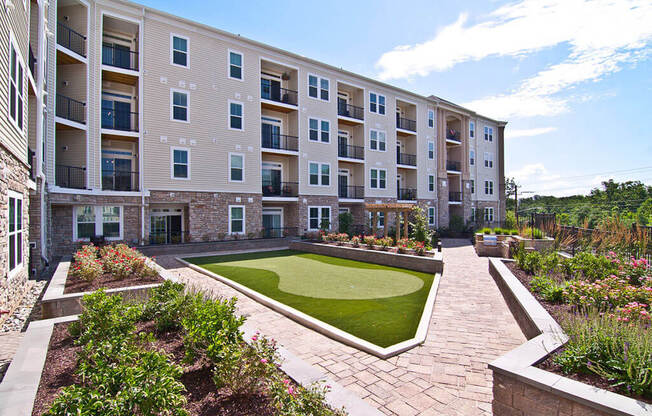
471 179 475 194
170 88 190 123
428 141 435 160
484 207 495 222
228 99 245 131
7 190 23 278
369 168 387 189
72 205 124 242
308 206 331 231
484 126 493 142
369 129 386 152
227 49 244 82
308 161 331 187
170 146 191 180
469 121 475 139
428 175 435 192
307 73 330 102
228 152 245 183
368 91 386 115
308 117 330 143
170 33 189 68
484 152 494 168
228 205 246 235
428 109 435 128
428 207 436 226
485 180 494 195
470 150 475 166
368 211 385 228
7 33 25 135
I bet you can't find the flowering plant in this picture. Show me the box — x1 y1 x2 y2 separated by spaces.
335 233 349 245
363 236 376 248
413 241 426 256
377 237 392 250
350 235 361 247
396 238 409 254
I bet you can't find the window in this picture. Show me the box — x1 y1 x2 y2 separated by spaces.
471 179 475 194
102 206 121 238
74 205 123 241
308 118 329 142
368 211 385 228
484 126 493 142
484 207 494 222
471 207 476 222
229 101 243 130
428 207 435 226
309 206 330 230
369 129 386 151
484 152 493 168
229 206 245 234
369 92 385 115
228 50 242 80
171 89 188 122
171 35 188 67
485 180 494 195
470 150 475 166
428 109 435 128
309 162 329 186
370 168 386 189
229 153 244 182
8 42 24 131
8 192 23 275
308 74 329 101
428 141 435 160
171 147 189 179
429 175 435 192
470 121 475 139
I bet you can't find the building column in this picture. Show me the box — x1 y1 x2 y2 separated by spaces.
403 210 409 239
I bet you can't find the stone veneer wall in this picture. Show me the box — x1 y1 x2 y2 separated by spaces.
298 195 339 234
475 200 501 225
28 177 44 274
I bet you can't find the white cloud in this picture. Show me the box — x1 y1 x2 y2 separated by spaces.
505 127 557 139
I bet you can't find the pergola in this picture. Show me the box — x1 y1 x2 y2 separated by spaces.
366 203 414 241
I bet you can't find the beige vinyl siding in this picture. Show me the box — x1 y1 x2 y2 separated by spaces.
56 130 87 168
58 4 88 39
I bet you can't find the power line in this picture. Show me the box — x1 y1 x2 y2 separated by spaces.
511 166 652 186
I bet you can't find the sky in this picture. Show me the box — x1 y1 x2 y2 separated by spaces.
139 0 652 197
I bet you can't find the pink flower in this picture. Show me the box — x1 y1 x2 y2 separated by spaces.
282 379 290 385
287 386 295 396
260 358 268 364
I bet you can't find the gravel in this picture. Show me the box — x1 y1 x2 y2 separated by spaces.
1 279 48 333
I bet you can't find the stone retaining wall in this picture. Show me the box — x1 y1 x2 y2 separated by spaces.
137 237 292 257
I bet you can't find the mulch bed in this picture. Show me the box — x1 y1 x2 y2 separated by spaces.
503 261 651 404
32 321 276 416
63 271 164 294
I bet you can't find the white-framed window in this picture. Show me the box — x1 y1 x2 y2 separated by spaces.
308 206 331 230
228 50 243 80
73 205 123 241
428 175 435 192
369 129 386 151
170 34 188 67
428 207 436 226
428 109 435 128
8 39 24 132
484 207 494 222
170 89 188 122
484 126 493 142
471 207 476 222
470 150 475 166
485 180 494 195
471 179 475 194
368 211 385 228
308 118 330 143
229 153 244 182
370 168 386 189
229 205 245 234
7 191 23 276
308 162 330 186
428 141 435 160
171 147 190 179
470 121 475 139
369 92 385 115
308 74 329 101
484 152 493 168
229 100 243 130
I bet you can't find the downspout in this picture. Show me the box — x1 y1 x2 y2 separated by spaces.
140 7 145 245
37 0 49 265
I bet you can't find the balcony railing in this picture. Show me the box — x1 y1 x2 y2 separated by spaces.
102 43 139 71
262 227 298 239
338 143 364 160
101 108 139 132
446 129 461 142
396 117 416 132
397 152 417 166
338 185 364 199
261 84 298 106
102 170 139 191
56 94 86 124
337 102 364 120
262 181 299 197
449 191 462 202
446 160 461 172
398 188 417 201
28 45 36 78
57 22 86 57
56 165 86 189
261 133 299 152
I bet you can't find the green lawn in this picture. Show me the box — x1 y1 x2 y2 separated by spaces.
186 250 434 347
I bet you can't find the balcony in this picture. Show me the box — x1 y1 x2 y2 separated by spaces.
449 191 462 202
102 43 138 71
261 133 298 152
261 83 298 106
57 22 86 57
446 160 461 172
397 152 417 167
337 102 364 121
28 45 36 78
262 227 298 239
56 165 86 189
338 143 364 160
398 188 417 201
396 117 416 132
101 107 139 132
338 185 364 200
446 129 461 144
262 181 299 198
56 94 86 125
102 170 139 191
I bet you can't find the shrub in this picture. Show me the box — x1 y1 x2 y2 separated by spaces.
73 244 98 263
335 233 349 245
410 206 434 243
338 212 353 235
350 235 361 248
363 236 376 248
448 215 465 233
563 275 652 310
413 241 426 256
521 227 544 239
504 210 517 230
481 227 492 235
511 229 520 236
142 281 192 332
396 238 409 254
529 275 566 303
70 257 103 282
516 250 543 275
569 251 617 281
377 237 392 250
270 378 346 416
493 227 504 235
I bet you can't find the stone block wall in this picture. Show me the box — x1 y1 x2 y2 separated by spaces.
298 195 339 234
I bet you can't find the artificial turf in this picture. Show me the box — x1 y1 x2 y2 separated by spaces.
186 250 434 348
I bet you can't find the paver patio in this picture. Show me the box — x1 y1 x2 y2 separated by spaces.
156 239 526 415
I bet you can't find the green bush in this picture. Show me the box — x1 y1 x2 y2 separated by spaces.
481 227 492 235
142 281 192 332
521 227 544 239
529 275 566 303
515 250 543 275
448 215 465 233
493 227 503 235
410 206 434 243
338 212 353 236
504 210 517 229
270 378 346 416
568 251 617 281
511 229 520 236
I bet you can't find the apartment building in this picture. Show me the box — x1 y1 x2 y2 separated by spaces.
15 0 505 263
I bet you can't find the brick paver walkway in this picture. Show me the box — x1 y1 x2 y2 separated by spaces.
156 239 525 415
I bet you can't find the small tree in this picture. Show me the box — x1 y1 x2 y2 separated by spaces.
409 206 433 243
504 210 517 229
338 212 353 235
319 218 330 232
636 197 652 226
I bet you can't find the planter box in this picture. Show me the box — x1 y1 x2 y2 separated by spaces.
512 235 555 252
488 258 652 416
290 241 443 274
136 237 292 257
474 234 513 258
41 258 177 319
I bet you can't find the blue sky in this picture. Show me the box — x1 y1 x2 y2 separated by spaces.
140 0 652 196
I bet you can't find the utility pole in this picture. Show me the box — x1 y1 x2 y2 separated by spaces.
515 184 519 228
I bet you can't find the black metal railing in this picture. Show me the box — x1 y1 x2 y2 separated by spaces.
56 94 86 124
102 43 138 71
338 143 364 160
102 170 139 191
446 129 461 142
28 148 35 180
262 181 299 197
397 152 417 166
149 230 189 245
28 45 36 77
262 227 298 239
101 108 139 132
261 133 299 152
396 117 416 132
56 165 86 189
57 22 86 57
398 188 417 201
449 191 462 202
338 102 364 120
261 84 298 106
446 160 461 171
338 185 364 199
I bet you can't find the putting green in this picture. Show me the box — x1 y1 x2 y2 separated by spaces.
186 250 434 347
